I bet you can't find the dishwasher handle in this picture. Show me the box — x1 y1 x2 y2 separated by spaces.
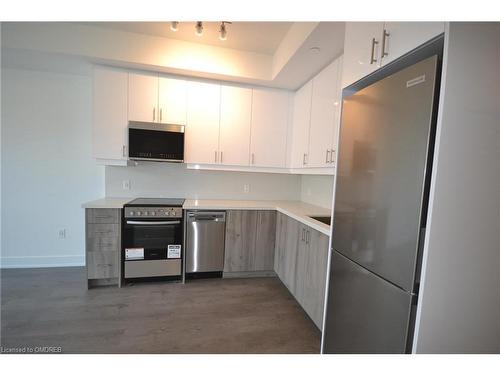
188 211 226 222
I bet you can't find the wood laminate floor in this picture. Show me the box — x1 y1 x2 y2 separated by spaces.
1 267 320 353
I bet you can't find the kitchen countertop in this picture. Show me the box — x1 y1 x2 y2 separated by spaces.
82 198 332 235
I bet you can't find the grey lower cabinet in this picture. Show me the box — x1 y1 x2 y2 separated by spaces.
85 208 121 288
274 212 329 329
224 210 276 275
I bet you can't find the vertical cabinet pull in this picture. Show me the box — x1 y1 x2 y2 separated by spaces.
214 150 218 163
381 29 390 58
325 150 330 163
306 230 310 245
220 151 223 164
251 153 255 165
153 107 156 121
370 38 379 64
301 228 305 241
160 108 163 122
329 149 335 164
122 145 127 158
303 153 308 166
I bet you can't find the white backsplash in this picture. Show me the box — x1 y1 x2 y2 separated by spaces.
300 175 334 209
105 163 302 201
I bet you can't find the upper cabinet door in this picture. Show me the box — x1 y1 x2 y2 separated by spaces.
128 72 159 122
342 22 385 88
308 58 340 168
250 88 290 168
158 77 187 125
380 22 445 66
219 85 252 166
290 81 312 168
92 66 128 161
185 81 221 164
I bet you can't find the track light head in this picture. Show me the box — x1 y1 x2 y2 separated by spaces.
195 21 203 36
170 21 179 32
219 22 228 41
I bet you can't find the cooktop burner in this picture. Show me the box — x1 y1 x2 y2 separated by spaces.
125 198 185 207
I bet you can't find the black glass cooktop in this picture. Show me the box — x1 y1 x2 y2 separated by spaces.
125 198 185 207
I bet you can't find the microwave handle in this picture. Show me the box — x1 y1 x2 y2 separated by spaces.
126 220 180 225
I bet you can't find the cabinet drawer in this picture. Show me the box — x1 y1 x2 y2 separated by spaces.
124 259 181 278
86 208 121 224
87 250 119 279
86 236 120 252
86 223 120 239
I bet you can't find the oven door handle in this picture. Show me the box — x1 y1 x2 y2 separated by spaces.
126 220 181 225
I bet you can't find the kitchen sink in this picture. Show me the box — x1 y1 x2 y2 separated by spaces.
308 216 331 226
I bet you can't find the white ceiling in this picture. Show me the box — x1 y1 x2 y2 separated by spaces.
83 22 293 55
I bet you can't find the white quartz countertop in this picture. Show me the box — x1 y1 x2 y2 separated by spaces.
81 197 132 209
184 199 331 235
82 198 332 235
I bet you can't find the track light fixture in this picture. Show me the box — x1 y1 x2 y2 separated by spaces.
195 21 203 36
170 21 179 32
219 21 232 41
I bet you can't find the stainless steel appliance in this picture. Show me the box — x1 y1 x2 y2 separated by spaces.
185 211 226 277
322 42 443 353
128 121 184 162
122 198 185 281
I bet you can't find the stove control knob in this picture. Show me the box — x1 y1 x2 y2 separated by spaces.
165 211 170 216
129 211 134 216
151 211 156 216
136 211 141 216
143 211 148 216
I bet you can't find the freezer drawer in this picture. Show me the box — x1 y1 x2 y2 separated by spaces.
323 251 413 353
186 211 226 273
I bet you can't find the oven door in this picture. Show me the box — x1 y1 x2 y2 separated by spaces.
123 219 183 260
128 121 185 162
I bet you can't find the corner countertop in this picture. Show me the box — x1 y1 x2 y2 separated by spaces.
82 198 331 235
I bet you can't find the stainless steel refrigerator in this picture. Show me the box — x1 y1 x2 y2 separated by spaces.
322 53 441 353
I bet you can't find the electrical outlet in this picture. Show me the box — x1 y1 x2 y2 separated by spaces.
122 180 131 190
58 229 66 240
243 184 250 194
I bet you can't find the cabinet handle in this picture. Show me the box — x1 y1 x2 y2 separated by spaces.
122 145 127 158
220 151 223 164
301 228 305 241
370 37 379 64
160 108 163 122
381 29 390 58
214 150 218 163
325 150 330 163
306 230 310 245
303 153 308 166
329 149 335 164
251 153 255 165
153 107 156 121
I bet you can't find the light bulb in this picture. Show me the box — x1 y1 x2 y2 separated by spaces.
195 21 203 36
170 21 179 32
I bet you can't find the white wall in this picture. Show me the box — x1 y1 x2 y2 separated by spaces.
1 61 104 268
413 23 500 353
105 163 301 201
300 175 333 209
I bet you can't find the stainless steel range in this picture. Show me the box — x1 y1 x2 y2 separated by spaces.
122 198 185 282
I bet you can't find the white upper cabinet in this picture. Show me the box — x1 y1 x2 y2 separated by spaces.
342 22 384 88
250 88 290 168
158 77 187 125
290 81 312 168
92 66 128 162
381 22 445 66
128 72 159 123
219 86 252 166
185 81 221 164
342 22 445 87
308 58 341 168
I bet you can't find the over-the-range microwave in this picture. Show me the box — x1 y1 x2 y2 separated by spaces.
128 121 184 162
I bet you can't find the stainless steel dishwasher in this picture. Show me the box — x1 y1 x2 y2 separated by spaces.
186 211 226 276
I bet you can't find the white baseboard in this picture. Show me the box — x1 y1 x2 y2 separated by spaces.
0 255 85 269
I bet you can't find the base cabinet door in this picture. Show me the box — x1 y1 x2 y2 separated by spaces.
224 210 276 273
85 208 122 287
281 216 300 294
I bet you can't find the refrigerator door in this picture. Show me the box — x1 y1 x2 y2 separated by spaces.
323 251 413 353
333 55 438 291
